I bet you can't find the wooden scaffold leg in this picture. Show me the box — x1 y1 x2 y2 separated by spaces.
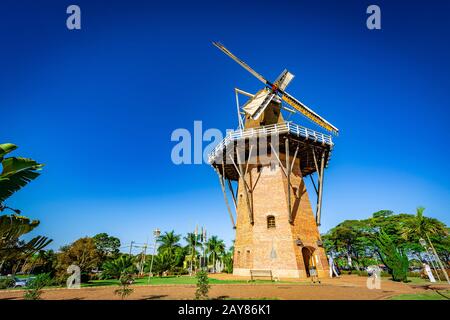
214 167 236 229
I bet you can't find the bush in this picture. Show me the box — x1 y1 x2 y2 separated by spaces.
24 273 52 300
114 273 134 300
195 270 210 300
171 267 188 276
374 230 409 282
0 277 15 289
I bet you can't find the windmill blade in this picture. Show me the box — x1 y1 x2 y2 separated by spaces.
274 69 295 91
213 42 270 86
281 91 339 134
243 88 275 120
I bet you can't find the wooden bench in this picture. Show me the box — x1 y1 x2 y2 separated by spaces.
250 269 273 282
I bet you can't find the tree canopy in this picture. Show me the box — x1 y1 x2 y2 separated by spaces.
322 209 449 269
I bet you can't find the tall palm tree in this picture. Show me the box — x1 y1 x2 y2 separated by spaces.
402 207 444 240
206 236 225 273
184 232 201 274
157 230 181 257
402 207 449 283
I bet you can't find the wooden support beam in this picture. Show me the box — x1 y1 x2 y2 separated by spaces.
309 174 318 195
214 167 236 229
245 145 254 179
226 178 237 211
285 138 293 224
315 150 326 226
229 153 254 225
269 143 287 177
311 146 320 175
290 146 299 173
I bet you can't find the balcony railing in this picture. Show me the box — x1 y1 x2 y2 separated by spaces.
207 122 333 164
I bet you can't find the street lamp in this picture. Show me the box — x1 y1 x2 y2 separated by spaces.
147 228 160 283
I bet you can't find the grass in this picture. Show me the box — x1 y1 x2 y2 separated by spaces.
389 290 450 300
82 276 285 288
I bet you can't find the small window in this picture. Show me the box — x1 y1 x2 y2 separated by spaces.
267 215 276 228
257 165 263 173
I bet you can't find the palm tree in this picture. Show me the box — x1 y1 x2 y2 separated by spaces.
156 231 182 272
157 231 181 256
100 255 136 279
206 236 225 273
184 232 201 274
402 207 449 283
402 207 445 240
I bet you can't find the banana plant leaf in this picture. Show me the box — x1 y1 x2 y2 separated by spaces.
0 214 52 263
0 143 17 160
0 156 44 203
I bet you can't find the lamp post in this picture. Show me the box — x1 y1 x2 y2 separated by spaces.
419 237 443 282
147 228 160 284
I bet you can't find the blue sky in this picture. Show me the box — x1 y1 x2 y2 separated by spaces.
1 0 449 251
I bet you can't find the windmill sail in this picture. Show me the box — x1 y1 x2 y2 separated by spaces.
274 69 295 91
212 42 270 86
213 41 339 134
280 91 339 134
243 89 275 120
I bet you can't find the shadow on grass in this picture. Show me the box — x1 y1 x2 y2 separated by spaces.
140 295 169 300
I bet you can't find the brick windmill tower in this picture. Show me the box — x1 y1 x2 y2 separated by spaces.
208 43 338 279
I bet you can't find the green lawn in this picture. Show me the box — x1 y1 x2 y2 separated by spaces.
389 290 450 300
82 276 284 287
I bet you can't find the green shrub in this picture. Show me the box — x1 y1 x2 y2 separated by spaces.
0 277 15 289
114 273 134 300
171 267 188 276
195 270 210 300
24 273 52 300
374 230 409 282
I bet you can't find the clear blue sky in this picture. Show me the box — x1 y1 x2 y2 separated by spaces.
2 0 449 251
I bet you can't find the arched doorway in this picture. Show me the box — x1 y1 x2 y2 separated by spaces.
302 247 315 277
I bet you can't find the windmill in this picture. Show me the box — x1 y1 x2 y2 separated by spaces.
212 42 338 135
208 42 338 279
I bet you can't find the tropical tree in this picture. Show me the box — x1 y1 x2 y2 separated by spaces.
402 207 449 282
0 143 51 275
0 143 44 204
323 208 450 272
21 249 57 276
401 207 447 243
206 236 225 273
0 215 52 274
56 237 101 283
184 232 201 272
100 255 136 280
157 231 182 256
93 233 121 261
144 251 181 275
222 247 234 274
374 230 409 282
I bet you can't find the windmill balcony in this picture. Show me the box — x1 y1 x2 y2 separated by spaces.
208 122 334 181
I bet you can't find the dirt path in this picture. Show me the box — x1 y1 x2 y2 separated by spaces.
0 275 445 300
